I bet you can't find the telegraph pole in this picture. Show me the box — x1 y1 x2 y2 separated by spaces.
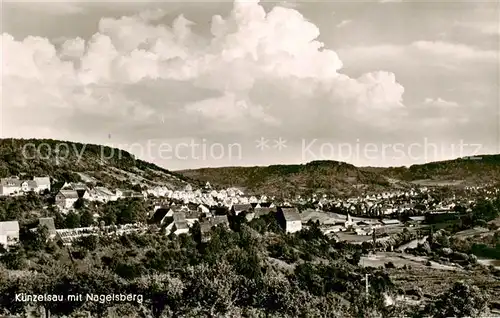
365 273 369 299
363 273 370 300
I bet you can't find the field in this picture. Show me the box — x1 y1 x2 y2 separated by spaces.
360 252 460 271
411 179 465 186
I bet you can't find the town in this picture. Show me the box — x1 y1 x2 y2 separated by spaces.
0 174 497 249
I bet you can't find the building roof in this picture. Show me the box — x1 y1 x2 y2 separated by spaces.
27 180 38 188
0 221 20 234
95 187 114 196
409 216 425 222
212 215 229 226
58 190 79 199
200 221 213 233
232 204 252 212
174 220 189 231
39 217 56 234
170 205 189 212
381 219 402 225
173 211 187 222
149 208 170 224
259 202 273 208
254 207 275 217
185 211 202 220
279 207 301 222
0 178 21 187
33 177 50 186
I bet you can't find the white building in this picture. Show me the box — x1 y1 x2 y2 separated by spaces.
0 221 20 247
55 190 79 210
33 177 51 192
277 207 302 233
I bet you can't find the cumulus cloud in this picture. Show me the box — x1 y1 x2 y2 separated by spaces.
2 0 407 142
3 0 454 169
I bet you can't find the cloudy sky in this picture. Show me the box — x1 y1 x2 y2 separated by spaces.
1 0 499 169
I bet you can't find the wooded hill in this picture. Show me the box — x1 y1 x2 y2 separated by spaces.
0 138 192 191
179 155 500 197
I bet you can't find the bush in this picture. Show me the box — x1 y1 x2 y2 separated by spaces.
384 262 395 269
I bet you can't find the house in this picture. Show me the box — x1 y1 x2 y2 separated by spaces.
231 204 252 216
381 219 402 226
0 178 22 195
166 212 189 235
255 207 275 216
185 211 202 227
354 228 370 236
276 207 302 233
0 221 20 247
357 219 381 227
321 225 345 235
33 177 51 193
408 216 425 223
211 215 229 228
245 207 275 222
198 215 229 241
92 187 116 202
199 221 213 242
126 190 146 199
260 202 276 208
197 204 210 214
0 178 39 195
55 190 79 210
148 208 173 225
169 205 190 215
38 217 57 239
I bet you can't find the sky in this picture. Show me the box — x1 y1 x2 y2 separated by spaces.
1 0 499 170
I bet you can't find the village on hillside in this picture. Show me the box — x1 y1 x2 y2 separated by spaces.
1 174 498 250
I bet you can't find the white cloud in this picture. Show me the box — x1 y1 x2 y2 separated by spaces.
336 20 352 28
423 97 459 108
1 0 421 166
411 41 497 62
453 21 500 36
5 2 85 15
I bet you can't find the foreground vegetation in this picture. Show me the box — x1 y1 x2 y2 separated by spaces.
0 217 493 317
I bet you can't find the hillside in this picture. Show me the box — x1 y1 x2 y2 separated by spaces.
179 155 500 196
386 155 500 183
179 161 395 197
0 138 192 190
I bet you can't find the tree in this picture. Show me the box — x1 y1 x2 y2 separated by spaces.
0 245 26 270
65 211 81 229
422 281 489 318
75 235 98 252
80 209 94 227
73 198 85 210
350 250 362 266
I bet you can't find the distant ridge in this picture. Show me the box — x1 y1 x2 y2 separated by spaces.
178 155 500 197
